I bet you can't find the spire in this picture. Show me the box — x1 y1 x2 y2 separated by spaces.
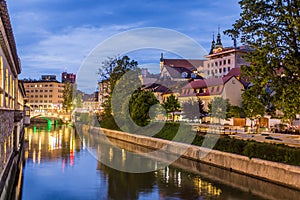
209 33 215 54
160 53 164 72
160 53 164 62
215 25 223 49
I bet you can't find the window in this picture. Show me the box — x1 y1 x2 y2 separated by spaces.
207 70 210 75
5 68 8 94
35 90 38 92
191 73 197 78
223 60 226 65
49 95 53 98
215 62 218 67
49 84 53 87
45 84 48 87
31 90 33 92
26 90 30 93
181 72 188 78
44 100 48 103
40 95 43 98
219 61 222 66
40 100 43 103
40 90 43 92
49 90 53 92
215 69 218 73
44 95 48 98
228 59 231 64
49 100 52 103
228 67 231 72
207 63 210 68
45 90 48 92
35 95 38 98
219 68 222 73
30 95 34 98
223 68 226 73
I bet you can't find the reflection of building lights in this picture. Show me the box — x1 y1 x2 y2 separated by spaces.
25 150 28 159
109 147 113 162
70 151 74 166
33 149 36 163
38 150 41 165
29 133 32 151
62 158 66 173
82 138 86 150
178 172 181 187
166 167 169 183
194 177 222 197
122 149 126 166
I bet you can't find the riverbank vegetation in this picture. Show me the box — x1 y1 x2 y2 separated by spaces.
87 115 300 166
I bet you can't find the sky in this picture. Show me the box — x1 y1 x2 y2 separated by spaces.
6 0 241 93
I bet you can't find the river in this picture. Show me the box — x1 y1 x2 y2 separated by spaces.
13 124 300 200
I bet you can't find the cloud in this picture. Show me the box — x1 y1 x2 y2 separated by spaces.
8 0 242 93
77 27 208 93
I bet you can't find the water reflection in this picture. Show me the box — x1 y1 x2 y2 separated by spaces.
17 125 299 200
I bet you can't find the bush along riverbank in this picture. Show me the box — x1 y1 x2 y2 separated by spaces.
151 123 300 166
80 113 300 166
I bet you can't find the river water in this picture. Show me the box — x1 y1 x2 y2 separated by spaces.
13 124 300 200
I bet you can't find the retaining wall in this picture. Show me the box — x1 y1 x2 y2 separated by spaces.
88 126 300 190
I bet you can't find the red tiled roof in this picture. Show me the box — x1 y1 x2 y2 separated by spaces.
226 68 241 77
163 59 205 70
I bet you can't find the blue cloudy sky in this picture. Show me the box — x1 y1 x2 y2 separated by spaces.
7 0 241 93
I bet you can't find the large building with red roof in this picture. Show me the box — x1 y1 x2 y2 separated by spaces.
203 29 250 78
159 53 205 81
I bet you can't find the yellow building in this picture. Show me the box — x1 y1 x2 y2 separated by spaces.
0 0 27 197
23 77 64 111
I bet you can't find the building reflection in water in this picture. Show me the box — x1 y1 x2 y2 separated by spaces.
22 125 287 200
24 124 81 170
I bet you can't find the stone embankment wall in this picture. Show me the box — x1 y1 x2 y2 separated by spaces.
88 126 300 190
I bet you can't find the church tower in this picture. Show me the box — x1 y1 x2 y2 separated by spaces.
215 26 223 49
160 53 164 72
209 33 215 54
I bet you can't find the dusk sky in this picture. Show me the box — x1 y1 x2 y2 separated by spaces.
7 0 241 93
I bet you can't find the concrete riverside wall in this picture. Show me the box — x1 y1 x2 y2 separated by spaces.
88 126 300 190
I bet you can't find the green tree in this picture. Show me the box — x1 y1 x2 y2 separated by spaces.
75 93 82 108
162 94 181 122
63 82 73 112
228 105 245 118
129 88 159 126
99 56 138 120
242 87 266 130
182 98 207 121
208 97 231 123
225 0 300 119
